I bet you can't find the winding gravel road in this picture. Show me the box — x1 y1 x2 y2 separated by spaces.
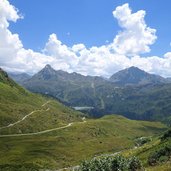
0 100 86 138
0 101 51 130
0 123 73 137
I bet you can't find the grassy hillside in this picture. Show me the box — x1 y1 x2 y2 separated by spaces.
76 129 171 171
0 115 166 170
114 129 171 171
0 69 83 134
0 68 168 170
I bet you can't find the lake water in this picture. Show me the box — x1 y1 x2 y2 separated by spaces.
73 106 94 111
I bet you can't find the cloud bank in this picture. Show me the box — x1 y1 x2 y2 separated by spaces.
0 0 171 77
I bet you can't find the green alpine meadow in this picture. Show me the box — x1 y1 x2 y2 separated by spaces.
1 0 171 170
0 66 169 170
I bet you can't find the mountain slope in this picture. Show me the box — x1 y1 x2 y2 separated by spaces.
21 65 171 122
0 68 167 170
109 66 167 86
23 64 107 106
90 83 171 121
77 128 171 171
0 68 83 134
121 129 171 171
0 68 19 87
8 72 31 85
0 114 166 170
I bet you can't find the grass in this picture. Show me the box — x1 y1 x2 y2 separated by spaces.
147 162 171 171
0 115 166 170
0 70 168 170
120 129 171 171
0 81 83 135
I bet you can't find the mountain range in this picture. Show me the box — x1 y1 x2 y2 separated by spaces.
11 65 171 86
0 67 167 170
9 65 171 122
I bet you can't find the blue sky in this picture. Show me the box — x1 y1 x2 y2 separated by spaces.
1 0 171 77
9 0 171 56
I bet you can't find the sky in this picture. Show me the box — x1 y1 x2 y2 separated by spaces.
1 0 171 77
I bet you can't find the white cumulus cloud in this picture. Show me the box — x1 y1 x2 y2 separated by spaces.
0 1 171 78
112 3 157 56
0 0 22 64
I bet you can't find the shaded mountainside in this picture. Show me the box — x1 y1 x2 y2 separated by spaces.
90 83 171 121
19 65 171 122
109 66 167 86
8 72 31 85
22 64 108 106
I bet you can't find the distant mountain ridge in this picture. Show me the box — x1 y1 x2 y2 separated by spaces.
30 64 103 82
8 72 31 85
10 65 170 87
8 65 171 121
109 66 167 86
21 64 107 103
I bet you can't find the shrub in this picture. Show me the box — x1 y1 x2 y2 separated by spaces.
135 137 151 146
128 156 144 171
161 129 171 141
110 155 127 171
148 144 171 166
79 155 144 171
80 157 112 171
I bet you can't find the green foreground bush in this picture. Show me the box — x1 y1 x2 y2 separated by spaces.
148 144 171 166
79 155 144 171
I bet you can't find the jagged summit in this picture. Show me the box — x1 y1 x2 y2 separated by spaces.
126 66 142 71
109 66 166 85
42 64 56 72
44 64 53 69
33 64 58 80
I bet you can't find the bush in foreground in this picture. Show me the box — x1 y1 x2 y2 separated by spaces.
161 129 171 141
79 155 144 171
148 143 171 166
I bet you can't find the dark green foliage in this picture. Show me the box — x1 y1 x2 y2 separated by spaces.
128 156 144 171
79 156 144 171
110 156 128 171
161 129 171 141
148 144 171 166
135 137 152 146
80 157 112 171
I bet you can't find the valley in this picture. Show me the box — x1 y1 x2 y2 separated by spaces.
0 68 169 170
1 1 171 170
11 65 171 122
0 114 166 170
